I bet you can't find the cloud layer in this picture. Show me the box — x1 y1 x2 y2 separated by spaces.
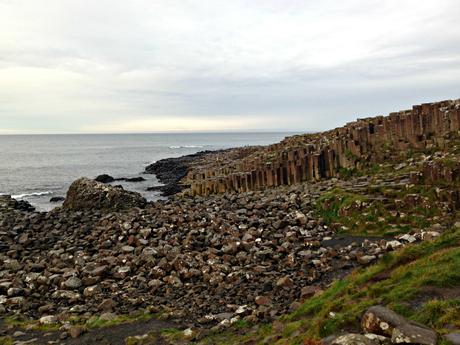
1 0 460 133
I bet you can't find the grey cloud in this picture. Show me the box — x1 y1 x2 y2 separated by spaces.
0 0 459 133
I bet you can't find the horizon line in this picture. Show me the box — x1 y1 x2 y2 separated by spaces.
0 129 308 136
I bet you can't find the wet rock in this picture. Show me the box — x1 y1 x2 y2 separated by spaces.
123 177 146 182
50 196 65 203
95 174 115 183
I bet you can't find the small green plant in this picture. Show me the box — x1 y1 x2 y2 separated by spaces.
85 312 152 329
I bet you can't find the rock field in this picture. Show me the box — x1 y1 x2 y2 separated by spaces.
0 177 427 330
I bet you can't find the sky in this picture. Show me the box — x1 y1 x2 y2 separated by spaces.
0 0 460 134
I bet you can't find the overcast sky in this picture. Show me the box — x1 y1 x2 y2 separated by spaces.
1 0 459 134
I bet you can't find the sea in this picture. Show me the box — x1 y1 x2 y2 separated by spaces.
0 132 294 211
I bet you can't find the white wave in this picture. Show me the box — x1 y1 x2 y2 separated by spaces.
169 145 204 149
12 191 52 199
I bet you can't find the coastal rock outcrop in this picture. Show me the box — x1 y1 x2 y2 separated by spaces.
0 195 35 212
95 174 115 183
49 196 65 203
184 99 460 196
62 177 147 211
95 174 146 183
145 150 229 196
123 176 145 182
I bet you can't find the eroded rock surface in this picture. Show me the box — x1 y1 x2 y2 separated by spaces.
62 177 147 211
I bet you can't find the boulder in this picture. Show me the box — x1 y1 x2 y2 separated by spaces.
362 306 437 345
123 177 146 182
63 177 147 211
50 196 65 203
0 195 35 212
95 174 115 183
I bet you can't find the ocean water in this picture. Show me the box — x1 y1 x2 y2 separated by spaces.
0 132 293 211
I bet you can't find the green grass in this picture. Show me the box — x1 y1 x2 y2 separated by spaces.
315 183 449 237
0 337 13 345
3 310 154 336
85 311 152 329
3 316 60 332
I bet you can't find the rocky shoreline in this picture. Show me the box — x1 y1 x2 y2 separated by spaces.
2 99 460 344
144 150 226 196
0 171 435 336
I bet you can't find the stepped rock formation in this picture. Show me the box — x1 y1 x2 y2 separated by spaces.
185 99 460 196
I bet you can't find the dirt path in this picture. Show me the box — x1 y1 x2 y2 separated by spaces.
0 317 180 345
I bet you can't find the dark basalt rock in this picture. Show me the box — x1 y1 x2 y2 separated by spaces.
145 150 222 196
50 196 65 203
122 177 146 182
95 174 146 184
0 195 35 212
146 184 182 196
95 174 115 183
62 177 147 211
